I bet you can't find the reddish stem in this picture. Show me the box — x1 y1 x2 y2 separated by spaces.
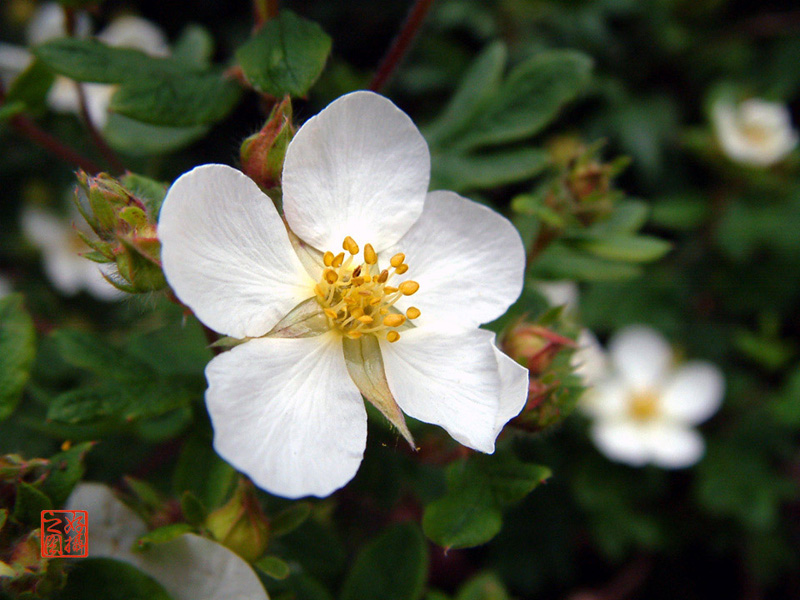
75 83 125 174
368 0 436 93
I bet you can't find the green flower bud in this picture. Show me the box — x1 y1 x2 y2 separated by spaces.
206 479 270 562
240 96 295 189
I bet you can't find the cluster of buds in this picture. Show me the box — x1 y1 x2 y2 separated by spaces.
73 172 167 293
240 95 295 190
502 322 580 433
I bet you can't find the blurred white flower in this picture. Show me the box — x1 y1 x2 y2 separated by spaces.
536 280 579 312
21 206 121 300
0 275 11 298
66 483 269 600
572 329 608 386
712 98 798 167
0 3 167 129
580 325 724 468
158 91 529 499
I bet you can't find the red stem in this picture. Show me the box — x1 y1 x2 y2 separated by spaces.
9 114 102 174
369 0 436 93
75 83 125 173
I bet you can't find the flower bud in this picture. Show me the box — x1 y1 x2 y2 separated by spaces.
503 323 575 376
240 96 295 189
206 478 270 562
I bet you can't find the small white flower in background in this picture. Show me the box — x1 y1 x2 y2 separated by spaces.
0 274 11 298
712 98 798 167
22 206 121 301
66 483 269 600
580 325 724 468
158 91 529 499
0 3 168 129
536 280 579 313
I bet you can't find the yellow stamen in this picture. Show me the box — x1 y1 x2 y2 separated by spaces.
323 251 334 267
324 308 338 319
357 315 373 324
629 392 659 421
324 269 338 284
377 270 389 283
406 307 421 319
390 253 405 268
395 264 409 274
347 331 363 339
384 286 398 293
364 243 377 264
315 284 325 299
399 281 419 295
387 331 400 343
343 236 359 255
383 313 406 327
332 252 345 268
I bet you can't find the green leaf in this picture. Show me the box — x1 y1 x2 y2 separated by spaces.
650 195 709 230
255 555 292 580
568 234 671 263
424 42 508 147
270 502 312 537
51 329 152 381
236 10 332 97
0 100 26 121
34 38 183 83
340 522 428 600
0 295 36 422
119 173 169 219
172 435 236 510
423 450 550 549
592 200 650 234
39 442 94 506
430 147 549 193
180 491 207 526
172 24 215 69
104 113 208 157
456 51 592 149
14 482 53 525
531 244 643 281
134 523 194 550
456 573 510 600
5 60 55 111
57 558 174 600
110 72 241 127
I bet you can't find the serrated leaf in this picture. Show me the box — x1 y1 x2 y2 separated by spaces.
110 72 241 127
340 523 428 600
0 294 36 422
58 558 174 600
135 523 194 550
430 147 549 193
236 10 331 97
569 234 671 263
255 555 292 580
457 51 592 150
424 42 508 147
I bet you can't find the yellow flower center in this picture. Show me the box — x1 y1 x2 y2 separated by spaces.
629 391 660 421
314 236 421 343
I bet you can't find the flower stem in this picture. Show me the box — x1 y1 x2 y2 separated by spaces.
368 0 436 93
253 0 278 30
1 79 101 173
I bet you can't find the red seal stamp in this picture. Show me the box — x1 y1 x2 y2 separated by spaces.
40 510 88 558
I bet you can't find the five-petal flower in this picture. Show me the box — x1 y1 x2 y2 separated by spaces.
158 91 529 498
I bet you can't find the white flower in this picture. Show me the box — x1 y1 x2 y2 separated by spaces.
66 483 268 600
712 98 798 167
22 206 121 300
536 280 579 312
580 325 724 468
0 3 167 129
158 91 529 499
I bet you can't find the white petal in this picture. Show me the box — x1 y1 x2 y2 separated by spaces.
98 16 169 57
206 333 366 498
385 191 525 330
0 43 32 83
47 76 81 115
572 329 609 386
491 344 529 439
580 377 629 420
83 83 115 129
608 325 672 392
379 327 501 453
65 482 145 560
138 534 269 600
644 422 705 469
589 420 650 467
536 280 579 311
66 484 268 599
660 361 724 425
283 91 430 253
159 164 315 339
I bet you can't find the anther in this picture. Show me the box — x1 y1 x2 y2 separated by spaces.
351 308 364 319
399 281 419 295
347 331 363 339
357 315 373 324
364 244 377 265
343 236 359 255
323 251 334 267
324 308 338 319
332 252 345 268
377 270 389 283
324 269 338 284
406 307 421 319
390 253 405 268
387 331 400 343
395 264 409 274
352 265 362 277
383 314 406 327
384 286 398 293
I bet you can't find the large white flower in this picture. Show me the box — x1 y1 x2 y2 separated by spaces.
0 3 167 129
158 91 529 499
580 325 724 468
712 98 798 167
66 483 268 600
22 206 121 301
